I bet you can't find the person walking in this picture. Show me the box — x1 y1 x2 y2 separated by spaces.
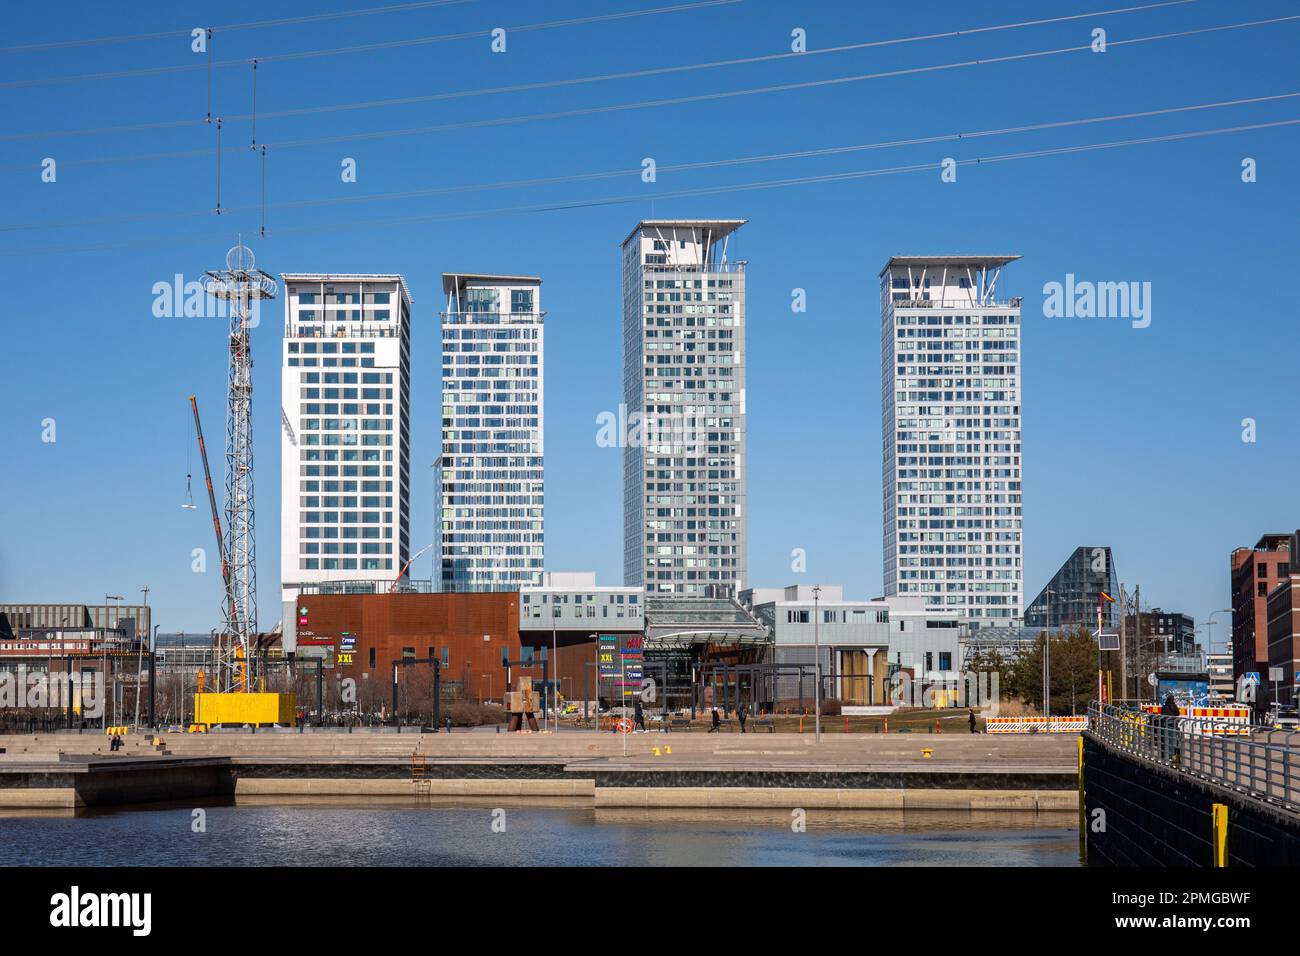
737 701 748 734
709 707 721 733
1160 693 1181 764
968 709 978 734
633 696 646 733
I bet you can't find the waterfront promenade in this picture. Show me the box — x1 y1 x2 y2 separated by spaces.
0 730 1078 811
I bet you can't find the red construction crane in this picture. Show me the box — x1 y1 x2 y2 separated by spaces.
189 394 237 633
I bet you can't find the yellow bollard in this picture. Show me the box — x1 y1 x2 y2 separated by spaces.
1211 803 1228 867
1078 735 1087 863
664 746 671 755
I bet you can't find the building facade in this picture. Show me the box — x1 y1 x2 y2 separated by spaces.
1264 530 1300 708
621 220 747 598
741 586 965 706
279 274 412 602
436 274 545 592
293 590 522 705
1231 533 1291 685
880 256 1023 625
1024 546 1119 632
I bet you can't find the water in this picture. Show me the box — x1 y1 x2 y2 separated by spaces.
0 799 1080 866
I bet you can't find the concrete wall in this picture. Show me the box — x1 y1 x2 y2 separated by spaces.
1084 733 1300 866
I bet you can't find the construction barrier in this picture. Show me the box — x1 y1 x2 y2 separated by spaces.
104 726 130 736
1139 703 1250 735
985 716 1089 734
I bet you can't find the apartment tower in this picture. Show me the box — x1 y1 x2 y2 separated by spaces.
880 256 1023 624
621 220 747 597
436 273 545 591
279 274 412 601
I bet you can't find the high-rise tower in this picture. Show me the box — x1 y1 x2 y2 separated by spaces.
279 274 412 601
880 256 1023 624
621 220 747 597
436 273 545 591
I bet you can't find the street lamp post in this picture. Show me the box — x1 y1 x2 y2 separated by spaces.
104 594 124 730
1043 588 1056 726
1205 609 1232 657
813 585 822 743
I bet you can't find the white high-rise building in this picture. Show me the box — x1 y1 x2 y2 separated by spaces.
279 274 411 602
436 273 544 591
621 220 747 597
880 256 1023 625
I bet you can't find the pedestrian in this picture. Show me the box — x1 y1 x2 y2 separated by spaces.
709 707 721 733
738 701 748 734
634 696 646 733
1160 693 1181 764
968 709 978 734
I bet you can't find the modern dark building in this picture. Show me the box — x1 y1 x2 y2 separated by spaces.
1126 608 1196 657
1024 546 1119 632
1231 533 1291 685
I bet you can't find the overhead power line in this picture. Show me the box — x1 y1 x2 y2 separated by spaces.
3 90 1295 233
5 12 1295 175
0 1 1197 143
0 0 476 54
0 0 744 89
2 116 1294 256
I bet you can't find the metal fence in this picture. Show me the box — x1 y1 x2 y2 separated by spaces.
1087 702 1300 813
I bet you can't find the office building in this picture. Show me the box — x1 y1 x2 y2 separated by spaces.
1231 533 1291 684
1264 530 1300 708
880 256 1023 624
436 273 545 591
279 274 412 603
621 220 747 597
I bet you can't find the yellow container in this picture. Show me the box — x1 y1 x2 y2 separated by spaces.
194 692 296 727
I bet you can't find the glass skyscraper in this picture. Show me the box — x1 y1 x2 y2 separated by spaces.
880 256 1023 624
436 273 544 591
1024 546 1119 631
621 220 747 597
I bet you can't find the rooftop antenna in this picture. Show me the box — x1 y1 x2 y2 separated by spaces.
204 240 278 691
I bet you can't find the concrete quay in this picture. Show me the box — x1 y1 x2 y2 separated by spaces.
0 731 1079 811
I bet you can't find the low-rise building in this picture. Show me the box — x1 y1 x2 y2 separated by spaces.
740 585 965 706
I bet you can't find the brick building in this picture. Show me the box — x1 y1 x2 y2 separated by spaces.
1264 531 1300 708
1231 533 1292 685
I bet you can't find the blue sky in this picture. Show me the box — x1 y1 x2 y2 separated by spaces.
1 0 1296 649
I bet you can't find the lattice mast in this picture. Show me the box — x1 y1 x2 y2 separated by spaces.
205 244 278 691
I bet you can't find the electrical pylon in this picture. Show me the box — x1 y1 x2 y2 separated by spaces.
204 242 277 691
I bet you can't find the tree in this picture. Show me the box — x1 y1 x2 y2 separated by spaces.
1012 626 1103 715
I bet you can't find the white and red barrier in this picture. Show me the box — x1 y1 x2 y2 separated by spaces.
985 716 1089 734
1138 703 1250 735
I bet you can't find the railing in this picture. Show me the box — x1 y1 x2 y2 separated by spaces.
1088 702 1300 813
641 260 746 274
890 295 1021 309
285 324 402 339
